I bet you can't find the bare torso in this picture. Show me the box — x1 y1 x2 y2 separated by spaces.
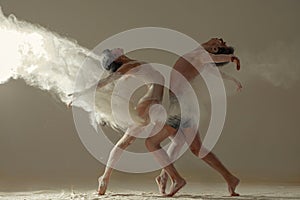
170 46 206 93
114 57 164 119
116 57 164 103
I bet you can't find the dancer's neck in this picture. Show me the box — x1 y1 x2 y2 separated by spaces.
114 55 134 64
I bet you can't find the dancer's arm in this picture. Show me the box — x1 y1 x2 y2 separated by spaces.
200 67 242 92
211 54 240 70
97 72 123 88
220 71 242 92
201 54 240 70
97 61 143 88
67 72 122 104
68 61 142 107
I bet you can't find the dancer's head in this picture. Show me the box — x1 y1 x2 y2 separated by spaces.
100 48 124 72
110 48 124 58
202 38 235 66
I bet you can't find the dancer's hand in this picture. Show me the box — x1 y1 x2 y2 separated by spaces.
236 82 242 92
231 56 240 70
67 101 73 108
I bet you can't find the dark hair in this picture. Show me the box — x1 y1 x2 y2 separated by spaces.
100 49 122 72
107 61 122 72
217 46 234 54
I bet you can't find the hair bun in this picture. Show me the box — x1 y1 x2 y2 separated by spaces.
99 49 115 71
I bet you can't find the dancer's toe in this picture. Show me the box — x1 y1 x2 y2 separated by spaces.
166 178 186 197
228 176 240 196
230 191 240 196
155 174 168 194
98 176 108 195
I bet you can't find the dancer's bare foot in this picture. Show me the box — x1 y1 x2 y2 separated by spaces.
155 174 168 194
227 176 240 196
165 178 186 197
98 176 108 195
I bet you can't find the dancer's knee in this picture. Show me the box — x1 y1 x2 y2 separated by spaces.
117 136 135 149
145 138 160 152
190 145 200 156
199 149 213 159
190 145 212 159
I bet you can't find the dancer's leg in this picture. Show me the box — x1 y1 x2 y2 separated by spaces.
156 129 186 194
156 127 240 196
145 126 186 197
187 129 240 196
98 126 140 195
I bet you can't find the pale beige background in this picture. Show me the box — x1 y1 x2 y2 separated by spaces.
0 0 299 189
